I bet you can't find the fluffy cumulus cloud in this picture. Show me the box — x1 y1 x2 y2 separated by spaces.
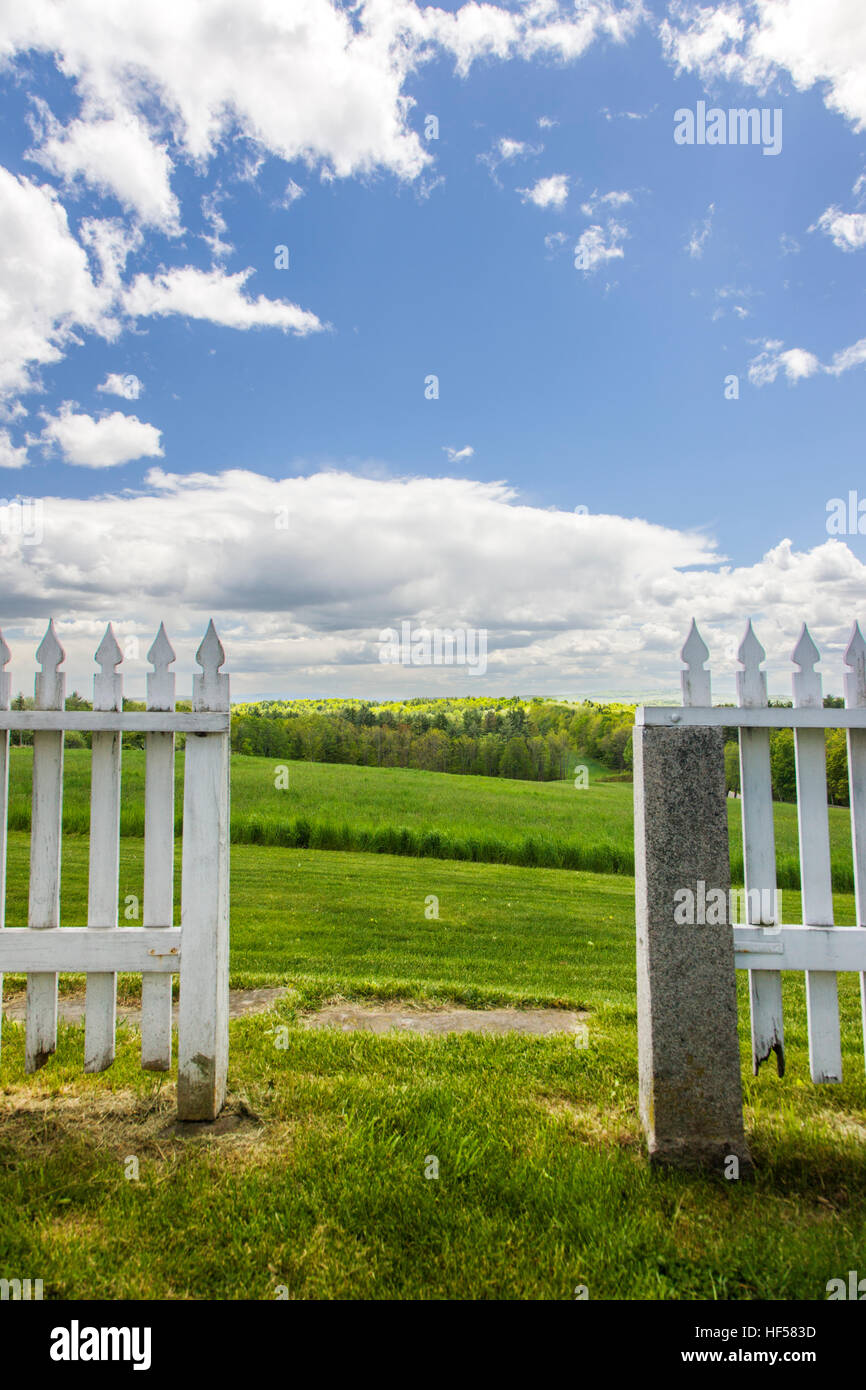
518 174 570 208
749 335 866 385
28 107 181 232
123 266 326 334
0 167 118 399
661 0 866 131
574 220 627 272
0 428 28 469
0 0 643 189
97 372 142 400
0 0 643 426
0 468 861 699
39 404 163 467
812 206 866 251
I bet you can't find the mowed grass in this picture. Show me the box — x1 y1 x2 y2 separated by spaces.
4 746 859 887
1 832 865 1299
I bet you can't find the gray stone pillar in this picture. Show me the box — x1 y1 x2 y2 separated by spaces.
634 724 752 1172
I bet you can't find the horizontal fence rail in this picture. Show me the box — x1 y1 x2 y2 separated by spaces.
0 711 229 732
0 618 230 1121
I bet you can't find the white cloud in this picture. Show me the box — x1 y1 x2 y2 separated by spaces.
28 106 180 232
574 221 627 273
123 266 325 335
537 116 558 129
518 174 569 208
0 468 862 700
281 179 305 208
749 332 866 385
443 445 475 463
0 0 643 219
97 372 142 401
827 337 866 375
0 167 118 399
661 0 866 132
0 429 28 468
544 230 569 254
749 342 826 386
200 191 233 262
580 188 633 215
812 205 866 251
686 202 715 258
40 404 163 468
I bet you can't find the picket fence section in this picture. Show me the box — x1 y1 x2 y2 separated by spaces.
0 620 230 1121
639 619 866 1085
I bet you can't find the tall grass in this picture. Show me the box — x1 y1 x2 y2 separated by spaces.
4 749 856 888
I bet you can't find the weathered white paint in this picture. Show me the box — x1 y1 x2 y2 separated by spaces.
0 617 231 1121
791 625 842 1083
26 621 64 1073
0 711 228 732
639 706 866 729
141 624 175 1072
178 621 230 1122
0 928 181 971
84 625 123 1073
736 622 784 1075
680 619 711 707
844 622 866 1070
734 926 866 973
0 630 9 1065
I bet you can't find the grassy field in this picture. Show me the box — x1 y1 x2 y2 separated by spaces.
1 825 865 1299
3 746 859 888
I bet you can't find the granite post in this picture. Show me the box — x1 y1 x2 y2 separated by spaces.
634 723 752 1172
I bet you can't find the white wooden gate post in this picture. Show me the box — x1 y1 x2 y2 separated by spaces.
26 621 65 1071
843 623 866 1068
141 624 176 1071
792 627 842 1083
737 622 784 1074
177 621 230 1121
84 625 123 1072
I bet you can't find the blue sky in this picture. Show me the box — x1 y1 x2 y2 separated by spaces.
1 1 865 700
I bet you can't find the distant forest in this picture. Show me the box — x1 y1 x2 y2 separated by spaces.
8 690 853 803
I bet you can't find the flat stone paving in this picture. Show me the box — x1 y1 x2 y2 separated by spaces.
2 986 289 1026
2 991 587 1037
299 1002 588 1036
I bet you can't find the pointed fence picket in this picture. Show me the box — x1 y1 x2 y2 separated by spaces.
792 627 841 1083
736 622 784 1076
84 625 123 1073
0 620 231 1120
844 624 866 1069
141 623 176 1072
27 621 64 1072
639 618 866 1088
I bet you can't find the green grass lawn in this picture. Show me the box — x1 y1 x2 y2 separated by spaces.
4 746 859 887
1 832 865 1299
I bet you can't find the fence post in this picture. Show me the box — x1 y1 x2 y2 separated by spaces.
177 621 230 1121
26 621 65 1072
635 622 752 1171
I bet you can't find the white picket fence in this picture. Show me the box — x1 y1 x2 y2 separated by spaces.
0 619 230 1121
638 619 866 1085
